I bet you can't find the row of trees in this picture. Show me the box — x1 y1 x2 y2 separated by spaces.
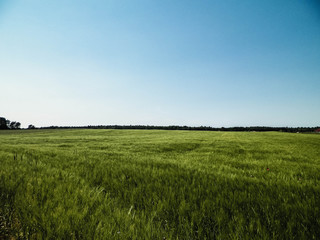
40 125 319 133
1 116 318 132
0 117 21 129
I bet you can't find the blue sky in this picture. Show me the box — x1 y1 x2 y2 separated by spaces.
1 0 319 127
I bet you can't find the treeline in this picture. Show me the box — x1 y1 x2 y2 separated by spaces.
1 116 319 132
39 125 320 133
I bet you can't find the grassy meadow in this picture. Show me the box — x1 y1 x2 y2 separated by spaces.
0 129 319 239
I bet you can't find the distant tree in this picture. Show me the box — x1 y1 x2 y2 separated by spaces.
28 124 36 129
6 119 10 128
9 121 16 129
0 117 8 129
9 121 21 129
15 122 21 129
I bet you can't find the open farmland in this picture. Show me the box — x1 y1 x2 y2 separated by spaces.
0 129 319 239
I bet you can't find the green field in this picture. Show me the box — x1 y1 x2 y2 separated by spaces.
1 129 319 239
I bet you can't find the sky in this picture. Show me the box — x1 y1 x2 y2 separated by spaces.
0 0 319 128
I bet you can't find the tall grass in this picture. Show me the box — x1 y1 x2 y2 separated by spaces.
1 129 319 239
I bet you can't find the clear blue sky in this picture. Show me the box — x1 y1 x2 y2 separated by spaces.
1 0 319 127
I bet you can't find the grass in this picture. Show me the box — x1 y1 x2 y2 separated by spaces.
0 129 319 239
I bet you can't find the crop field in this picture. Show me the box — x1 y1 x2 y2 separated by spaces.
0 129 319 239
